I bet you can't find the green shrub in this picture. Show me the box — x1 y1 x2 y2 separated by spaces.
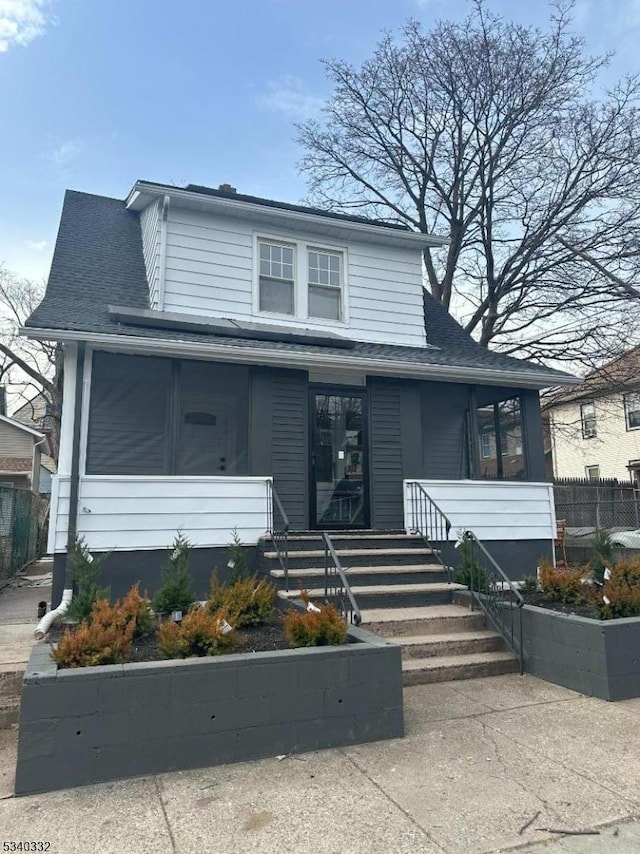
51 598 135 668
589 529 615 584
539 559 586 604
283 603 348 647
156 606 239 658
208 572 276 627
227 528 249 582
152 533 196 615
520 576 539 595
64 537 110 623
454 534 489 591
119 584 155 639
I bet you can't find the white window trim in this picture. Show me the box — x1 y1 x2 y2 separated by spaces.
623 393 640 432
252 231 349 326
580 401 597 440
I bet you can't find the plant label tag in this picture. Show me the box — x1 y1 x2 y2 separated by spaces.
227 559 235 569
219 619 233 634
307 602 322 613
603 596 611 605
171 610 183 622
85 552 94 563
604 567 612 581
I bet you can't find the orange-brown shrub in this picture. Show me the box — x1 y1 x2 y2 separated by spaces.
283 603 349 647
207 572 276 627
51 598 135 668
119 583 155 638
157 605 239 658
538 559 586 605
597 558 640 619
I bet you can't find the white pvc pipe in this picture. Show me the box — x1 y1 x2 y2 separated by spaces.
35 588 72 640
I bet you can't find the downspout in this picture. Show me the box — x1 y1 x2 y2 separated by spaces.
31 434 47 494
35 343 86 639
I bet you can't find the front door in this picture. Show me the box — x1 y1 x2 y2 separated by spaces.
310 390 369 529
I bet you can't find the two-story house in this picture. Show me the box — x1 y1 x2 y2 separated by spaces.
546 347 640 486
23 181 577 607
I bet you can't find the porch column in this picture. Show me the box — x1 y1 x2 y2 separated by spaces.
521 389 546 481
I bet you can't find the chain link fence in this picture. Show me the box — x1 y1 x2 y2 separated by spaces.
0 487 47 585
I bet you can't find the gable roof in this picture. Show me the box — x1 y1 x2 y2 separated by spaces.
0 413 43 440
24 188 577 390
544 346 640 408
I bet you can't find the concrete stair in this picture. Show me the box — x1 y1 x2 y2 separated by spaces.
0 667 23 730
261 531 519 685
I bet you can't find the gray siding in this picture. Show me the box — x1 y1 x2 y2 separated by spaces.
521 390 547 481
369 380 404 529
272 372 308 530
421 382 469 479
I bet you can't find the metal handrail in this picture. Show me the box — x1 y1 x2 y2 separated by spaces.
322 532 362 626
407 480 453 582
462 530 524 673
266 480 290 591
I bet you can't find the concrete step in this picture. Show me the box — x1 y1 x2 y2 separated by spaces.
262 533 429 551
263 547 438 569
278 581 464 609
397 630 505 659
402 651 519 685
362 604 487 637
270 564 450 588
0 669 23 700
0 696 20 730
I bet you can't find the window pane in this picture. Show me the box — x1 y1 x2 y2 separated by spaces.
309 267 319 284
259 243 270 261
581 402 597 438
625 394 640 430
259 277 294 314
329 255 339 272
309 252 318 268
282 246 294 266
309 285 341 320
259 259 270 277
319 254 329 271
329 270 339 287
477 397 524 480
272 245 281 264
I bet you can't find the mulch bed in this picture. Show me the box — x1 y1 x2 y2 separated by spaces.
521 591 601 619
47 610 291 666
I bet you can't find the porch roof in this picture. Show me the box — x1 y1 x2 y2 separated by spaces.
24 190 577 390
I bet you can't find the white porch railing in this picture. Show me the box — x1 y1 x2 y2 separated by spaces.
403 479 556 541
49 475 272 553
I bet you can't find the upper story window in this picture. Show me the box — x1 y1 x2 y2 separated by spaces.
585 464 600 481
624 393 640 431
308 249 342 321
255 234 347 324
258 240 295 315
581 401 597 439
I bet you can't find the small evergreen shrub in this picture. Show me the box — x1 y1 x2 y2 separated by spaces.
283 604 349 647
152 533 196 615
64 537 111 623
454 534 489 591
520 575 539 595
119 583 155 639
539 559 585 604
51 598 135 668
589 530 615 584
227 528 249 582
208 573 276 627
156 606 239 658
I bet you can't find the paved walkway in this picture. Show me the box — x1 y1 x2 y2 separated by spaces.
0 559 52 673
2 673 640 853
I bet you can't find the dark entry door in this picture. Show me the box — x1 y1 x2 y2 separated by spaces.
310 390 369 529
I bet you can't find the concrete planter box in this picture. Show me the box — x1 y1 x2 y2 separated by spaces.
521 604 640 702
15 626 403 796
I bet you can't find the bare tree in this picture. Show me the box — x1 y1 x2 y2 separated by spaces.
298 1 640 368
0 263 62 459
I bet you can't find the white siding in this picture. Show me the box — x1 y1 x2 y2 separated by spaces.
162 206 427 347
139 199 162 308
49 474 271 553
550 397 640 481
404 480 556 541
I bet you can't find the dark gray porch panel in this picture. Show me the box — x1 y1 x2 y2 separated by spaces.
421 381 469 479
249 367 308 530
368 378 424 529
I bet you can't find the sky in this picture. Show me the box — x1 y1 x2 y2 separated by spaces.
1 0 639 283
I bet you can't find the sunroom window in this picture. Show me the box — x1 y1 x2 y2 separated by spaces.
258 240 295 315
308 249 342 321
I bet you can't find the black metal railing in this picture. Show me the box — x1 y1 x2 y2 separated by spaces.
323 532 362 626
461 530 524 673
266 480 290 591
407 480 453 582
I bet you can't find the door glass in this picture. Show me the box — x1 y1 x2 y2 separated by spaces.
314 394 364 527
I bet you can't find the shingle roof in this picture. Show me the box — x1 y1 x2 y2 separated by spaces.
0 457 32 473
26 190 576 387
544 346 640 407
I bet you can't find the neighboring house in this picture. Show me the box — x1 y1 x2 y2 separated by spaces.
0 413 45 493
12 393 58 493
545 347 640 486
22 182 577 605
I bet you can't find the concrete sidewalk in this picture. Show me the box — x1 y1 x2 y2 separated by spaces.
2 673 640 853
